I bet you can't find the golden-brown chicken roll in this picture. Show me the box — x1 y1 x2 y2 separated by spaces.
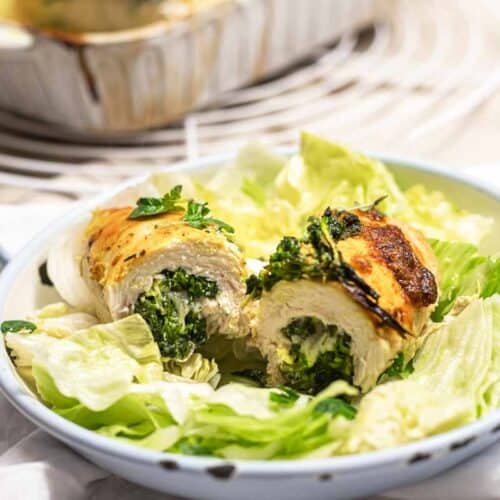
248 205 438 394
82 205 247 361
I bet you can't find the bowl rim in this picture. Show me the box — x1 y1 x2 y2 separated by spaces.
0 149 499 476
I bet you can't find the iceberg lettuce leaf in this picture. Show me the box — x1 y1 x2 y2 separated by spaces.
34 366 179 450
344 296 500 453
163 353 220 386
7 315 163 411
173 381 357 458
84 314 163 383
98 426 181 451
405 185 493 245
158 133 491 258
344 380 472 453
413 297 500 414
431 240 500 321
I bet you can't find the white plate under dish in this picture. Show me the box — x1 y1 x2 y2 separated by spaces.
0 0 378 134
0 152 499 500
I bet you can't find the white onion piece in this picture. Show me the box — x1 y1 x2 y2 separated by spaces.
47 218 95 314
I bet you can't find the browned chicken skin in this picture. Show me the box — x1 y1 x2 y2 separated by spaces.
338 209 438 336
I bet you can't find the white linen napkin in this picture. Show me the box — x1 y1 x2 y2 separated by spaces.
0 183 499 500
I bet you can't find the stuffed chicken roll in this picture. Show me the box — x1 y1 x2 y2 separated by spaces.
248 204 439 394
80 188 248 361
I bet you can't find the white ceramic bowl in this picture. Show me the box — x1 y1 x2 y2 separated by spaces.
0 152 499 500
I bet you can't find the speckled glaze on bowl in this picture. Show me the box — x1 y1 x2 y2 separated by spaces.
0 0 378 134
0 152 499 500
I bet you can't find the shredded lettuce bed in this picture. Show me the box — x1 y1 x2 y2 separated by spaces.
155 132 492 258
3 133 499 459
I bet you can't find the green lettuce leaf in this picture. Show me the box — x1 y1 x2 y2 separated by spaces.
173 381 357 459
98 426 181 451
404 185 493 246
7 315 162 411
431 240 500 321
163 353 220 386
300 132 492 244
413 297 500 414
299 132 409 213
26 302 99 339
83 314 163 383
344 296 500 453
34 366 179 450
32 362 352 458
131 381 214 425
156 132 491 258
344 381 471 453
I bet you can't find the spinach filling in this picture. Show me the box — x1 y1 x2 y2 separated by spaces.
133 268 218 360
246 208 363 299
279 316 354 395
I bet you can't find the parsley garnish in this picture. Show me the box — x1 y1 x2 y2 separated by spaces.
183 200 235 234
313 397 357 420
1 320 37 334
128 185 183 219
269 385 300 407
128 186 234 234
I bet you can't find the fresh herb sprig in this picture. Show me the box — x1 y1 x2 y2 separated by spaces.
313 397 357 420
269 385 300 407
128 185 234 234
128 185 184 219
1 320 37 334
183 201 234 233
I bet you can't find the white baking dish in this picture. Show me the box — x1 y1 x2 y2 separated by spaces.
0 0 379 133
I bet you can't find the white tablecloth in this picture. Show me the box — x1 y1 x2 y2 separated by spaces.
0 172 499 499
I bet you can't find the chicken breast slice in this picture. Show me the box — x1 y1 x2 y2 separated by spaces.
82 207 248 339
251 208 438 393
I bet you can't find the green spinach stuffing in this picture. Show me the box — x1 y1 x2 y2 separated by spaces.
246 208 363 299
133 268 218 359
377 352 414 384
279 316 354 395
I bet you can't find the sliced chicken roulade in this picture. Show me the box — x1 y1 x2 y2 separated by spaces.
248 205 439 394
81 190 248 361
